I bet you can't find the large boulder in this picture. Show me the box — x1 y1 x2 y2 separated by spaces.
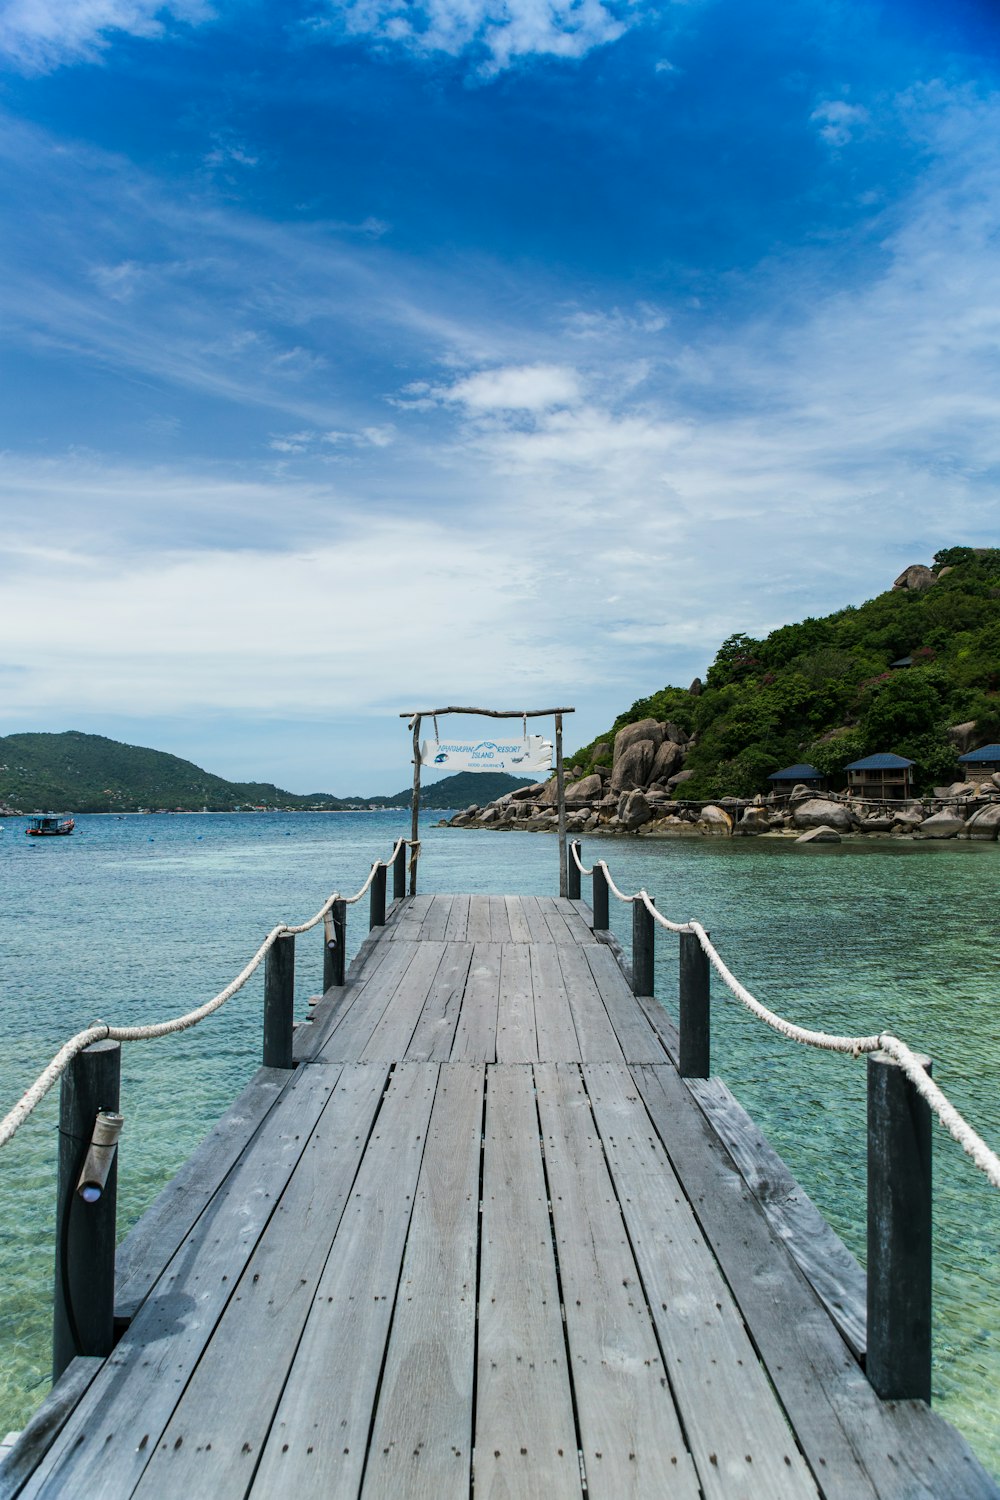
792 798 855 832
649 739 685 783
667 768 696 791
665 722 689 745
698 805 732 834
966 804 1000 840
948 721 979 754
915 811 966 839
611 739 656 792
539 778 561 806
591 742 611 763
892 805 924 831
613 719 665 762
566 773 603 804
795 826 841 844
739 806 771 832
892 564 938 591
619 789 654 830
511 782 545 802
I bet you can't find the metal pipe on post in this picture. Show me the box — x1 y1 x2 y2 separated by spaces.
567 840 581 901
555 713 568 898
592 864 609 931
678 931 711 1078
409 716 422 896
53 1039 121 1380
263 933 295 1070
393 840 406 901
632 897 655 997
866 1050 932 1402
370 861 387 929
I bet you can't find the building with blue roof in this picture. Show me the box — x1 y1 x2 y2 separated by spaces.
844 752 915 800
766 763 825 795
957 744 1000 784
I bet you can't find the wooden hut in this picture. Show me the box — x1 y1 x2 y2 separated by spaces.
766 763 825 795
844 752 914 800
957 743 1000 785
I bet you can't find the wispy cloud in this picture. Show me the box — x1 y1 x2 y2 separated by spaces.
306 0 632 73
0 0 213 72
810 98 869 147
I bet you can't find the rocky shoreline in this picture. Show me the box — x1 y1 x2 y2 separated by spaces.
439 716 1000 843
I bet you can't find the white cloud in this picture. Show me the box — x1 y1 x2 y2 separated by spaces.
312 0 630 72
0 0 213 72
435 363 583 411
810 99 869 148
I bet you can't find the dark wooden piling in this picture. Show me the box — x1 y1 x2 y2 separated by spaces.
678 930 711 1078
567 840 582 901
867 1049 932 1402
263 934 295 1069
592 863 609 931
324 899 346 989
632 897 655 997
53 1040 121 1379
370 862 387 929
392 842 407 901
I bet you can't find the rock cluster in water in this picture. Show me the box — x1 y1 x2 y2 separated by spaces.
439 715 1000 842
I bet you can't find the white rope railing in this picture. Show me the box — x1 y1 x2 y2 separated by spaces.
0 838 417 1151
586 853 1000 1192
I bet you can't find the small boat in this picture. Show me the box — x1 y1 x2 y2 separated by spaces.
26 814 75 837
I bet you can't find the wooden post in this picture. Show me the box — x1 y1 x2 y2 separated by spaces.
326 899 346 987
53 1039 121 1379
555 712 568 898
410 715 422 896
632 897 654 997
867 1050 932 1402
263 933 295 1069
369 861 387 929
392 840 406 901
567 840 582 901
678 931 711 1077
592 863 609 931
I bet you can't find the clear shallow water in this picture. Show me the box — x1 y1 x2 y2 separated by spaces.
0 814 997 1473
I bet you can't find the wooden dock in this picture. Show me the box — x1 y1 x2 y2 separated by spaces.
4 893 997 1499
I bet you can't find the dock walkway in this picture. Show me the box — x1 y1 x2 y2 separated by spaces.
7 894 997 1499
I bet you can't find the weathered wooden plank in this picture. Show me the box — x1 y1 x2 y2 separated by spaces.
248 1063 440 1500
495 945 537 1063
534 1064 700 1500
114 1066 292 1320
583 943 668 1064
583 1061 819 1500
449 943 501 1062
418 894 454 942
550 897 595 945
311 938 421 1061
0 1359 103 1500
466 894 493 944
519 895 555 944
360 941 447 1060
444 893 471 942
503 895 533 944
130 1065 389 1500
529 943 581 1062
488 895 512 944
21 1064 343 1500
633 1063 1000 1500
475 1066 580 1499
297 929 409 1062
535 895 576 944
555 943 626 1063
388 893 434 940
362 1064 483 1499
686 1075 868 1361
406 942 475 1061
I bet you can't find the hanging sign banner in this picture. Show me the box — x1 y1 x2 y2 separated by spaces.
419 735 553 774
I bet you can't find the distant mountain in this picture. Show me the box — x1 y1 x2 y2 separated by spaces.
0 732 534 813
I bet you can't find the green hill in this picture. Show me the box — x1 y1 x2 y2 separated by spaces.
0 732 533 813
568 546 1000 800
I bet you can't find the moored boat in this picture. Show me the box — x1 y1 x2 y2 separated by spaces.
26 814 75 837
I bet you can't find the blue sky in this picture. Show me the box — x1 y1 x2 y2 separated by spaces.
1 0 999 793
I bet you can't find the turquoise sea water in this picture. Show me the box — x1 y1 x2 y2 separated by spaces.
0 812 997 1471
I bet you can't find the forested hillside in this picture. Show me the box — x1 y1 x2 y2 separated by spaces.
569 547 1000 799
